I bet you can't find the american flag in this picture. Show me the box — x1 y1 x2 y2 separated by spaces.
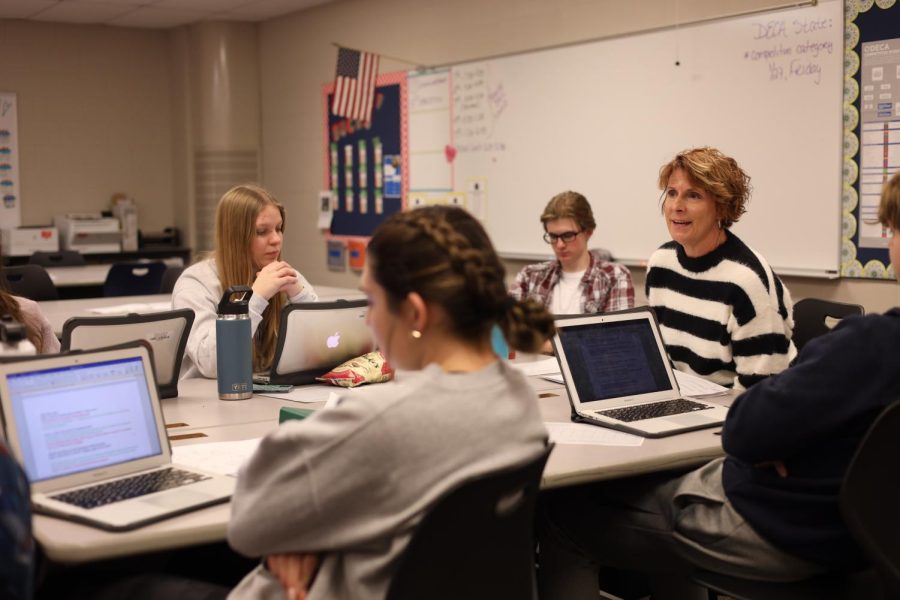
332 48 379 123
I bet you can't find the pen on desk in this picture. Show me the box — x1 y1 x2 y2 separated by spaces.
713 429 722 436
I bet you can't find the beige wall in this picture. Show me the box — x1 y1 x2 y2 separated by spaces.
0 20 175 232
1 1 895 312
258 0 897 313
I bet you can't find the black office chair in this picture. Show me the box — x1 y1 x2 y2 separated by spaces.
792 298 864 353
28 250 86 267
1 265 59 301
840 400 900 598
159 265 185 294
692 403 900 600
385 443 553 600
102 261 167 297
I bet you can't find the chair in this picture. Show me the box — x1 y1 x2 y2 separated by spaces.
60 309 194 398
102 261 167 297
840 400 900 598
692 403 900 600
385 443 554 600
1 265 59 301
28 250 86 267
792 298 864 353
159 265 184 294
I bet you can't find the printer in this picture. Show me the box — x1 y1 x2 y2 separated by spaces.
54 214 122 254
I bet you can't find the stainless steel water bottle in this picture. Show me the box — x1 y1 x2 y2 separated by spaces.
216 285 253 400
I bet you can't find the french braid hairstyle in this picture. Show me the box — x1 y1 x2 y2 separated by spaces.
367 205 555 352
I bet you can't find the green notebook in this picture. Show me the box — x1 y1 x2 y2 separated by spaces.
278 406 315 424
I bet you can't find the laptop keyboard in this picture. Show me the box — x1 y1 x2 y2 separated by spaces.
50 467 210 509
598 398 712 423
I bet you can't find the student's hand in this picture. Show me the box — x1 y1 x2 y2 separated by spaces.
253 261 300 300
279 263 306 298
266 553 319 600
755 459 788 478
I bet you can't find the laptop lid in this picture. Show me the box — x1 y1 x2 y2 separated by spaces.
60 308 195 399
0 344 172 495
552 308 683 412
269 299 375 385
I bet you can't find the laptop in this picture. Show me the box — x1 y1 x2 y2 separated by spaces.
0 344 235 531
60 308 195 399
265 299 375 385
551 307 729 438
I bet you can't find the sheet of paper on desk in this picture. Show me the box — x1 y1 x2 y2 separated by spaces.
542 373 564 384
509 357 561 377
673 370 729 397
545 422 644 447
88 301 172 315
172 437 262 477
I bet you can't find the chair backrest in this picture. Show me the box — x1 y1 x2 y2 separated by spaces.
60 309 194 398
386 443 554 600
28 250 86 267
102 261 167 297
159 265 185 294
792 298 864 352
2 265 59 301
840 400 900 597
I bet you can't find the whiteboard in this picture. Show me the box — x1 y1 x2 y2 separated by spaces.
407 0 843 276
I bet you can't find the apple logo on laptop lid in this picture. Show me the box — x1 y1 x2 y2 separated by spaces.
326 332 341 349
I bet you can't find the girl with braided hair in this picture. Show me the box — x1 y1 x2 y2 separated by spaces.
227 205 554 600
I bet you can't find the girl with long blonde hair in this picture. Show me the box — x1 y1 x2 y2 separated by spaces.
173 184 317 378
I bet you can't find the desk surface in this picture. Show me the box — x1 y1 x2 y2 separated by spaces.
33 373 730 564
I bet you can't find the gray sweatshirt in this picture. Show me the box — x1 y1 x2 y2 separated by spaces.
227 360 548 600
172 259 317 378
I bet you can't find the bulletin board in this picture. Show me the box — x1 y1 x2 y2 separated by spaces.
0 92 22 229
842 0 899 279
321 72 407 240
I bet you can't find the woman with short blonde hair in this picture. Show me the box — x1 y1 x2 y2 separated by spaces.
646 147 794 390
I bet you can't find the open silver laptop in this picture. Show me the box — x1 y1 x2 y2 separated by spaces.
551 308 729 438
0 344 235 531
265 299 375 385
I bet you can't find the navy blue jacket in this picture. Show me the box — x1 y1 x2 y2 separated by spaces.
722 308 900 568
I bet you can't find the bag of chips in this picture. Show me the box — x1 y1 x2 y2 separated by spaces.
316 351 394 388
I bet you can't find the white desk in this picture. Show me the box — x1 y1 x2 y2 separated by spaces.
46 264 113 287
33 374 731 564
40 294 172 336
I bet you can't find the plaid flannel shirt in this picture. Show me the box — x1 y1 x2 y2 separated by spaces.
510 250 634 313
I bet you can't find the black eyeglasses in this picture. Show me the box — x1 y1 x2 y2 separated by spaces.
543 230 582 244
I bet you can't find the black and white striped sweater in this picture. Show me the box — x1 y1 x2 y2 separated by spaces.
645 231 796 390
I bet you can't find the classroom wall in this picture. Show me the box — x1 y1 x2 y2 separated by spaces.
259 0 898 313
0 20 176 232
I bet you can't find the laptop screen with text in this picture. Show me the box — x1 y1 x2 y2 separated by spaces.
7 356 162 483
557 319 673 403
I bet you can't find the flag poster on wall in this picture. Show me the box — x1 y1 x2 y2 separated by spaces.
322 71 407 239
0 92 22 229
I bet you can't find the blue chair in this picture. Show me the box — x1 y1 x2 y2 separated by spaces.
102 262 167 297
159 265 185 294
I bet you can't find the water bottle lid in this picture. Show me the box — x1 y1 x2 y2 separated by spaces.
218 285 252 315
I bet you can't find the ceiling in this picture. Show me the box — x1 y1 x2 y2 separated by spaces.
0 0 335 29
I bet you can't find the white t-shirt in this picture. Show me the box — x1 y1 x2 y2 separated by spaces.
550 269 584 315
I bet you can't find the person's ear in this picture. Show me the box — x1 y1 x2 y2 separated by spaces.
405 291 428 333
584 228 594 240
